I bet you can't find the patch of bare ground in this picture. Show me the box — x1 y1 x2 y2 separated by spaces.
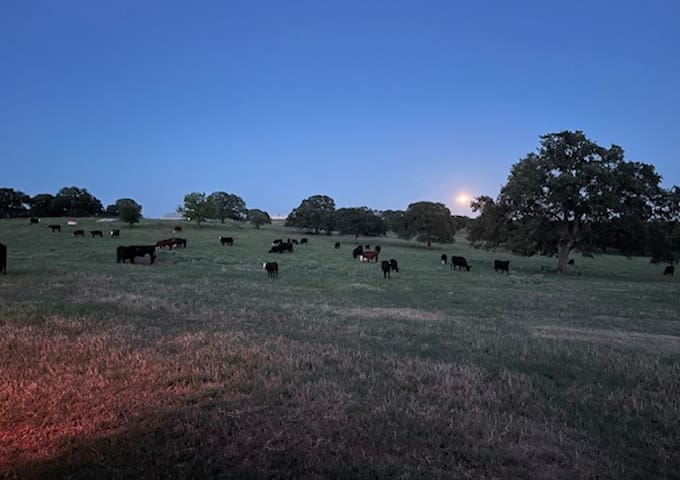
532 326 680 353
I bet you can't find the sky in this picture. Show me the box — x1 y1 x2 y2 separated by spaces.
2 1 679 219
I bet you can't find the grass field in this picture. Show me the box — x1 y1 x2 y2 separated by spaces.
1 218 678 479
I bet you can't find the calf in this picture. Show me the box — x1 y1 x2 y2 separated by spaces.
389 258 399 272
360 250 379 262
219 236 234 246
110 229 120 238
352 245 363 259
381 260 392 278
90 230 103 238
48 224 61 232
117 245 156 264
263 261 278 278
441 254 447 265
663 265 675 276
0 242 6 274
494 260 510 274
300 238 308 244
73 229 85 237
172 225 182 233
451 256 471 271
334 242 341 249
30 217 40 225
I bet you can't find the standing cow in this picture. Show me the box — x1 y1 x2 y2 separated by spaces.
0 242 6 274
494 260 510 274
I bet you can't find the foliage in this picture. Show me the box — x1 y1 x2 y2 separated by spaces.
334 207 386 238
381 209 405 234
177 192 216 226
0 188 30 218
246 209 272 229
285 195 336 234
30 194 60 218
398 201 457 246
208 192 247 223
53 186 104 217
114 198 143 226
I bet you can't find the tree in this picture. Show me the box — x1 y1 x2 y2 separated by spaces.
30 193 60 218
381 209 405 234
113 198 143 226
472 131 664 272
285 195 336 234
246 209 272 229
335 207 386 239
399 201 457 246
177 192 215 226
208 192 247 223
0 188 30 218
54 186 103 217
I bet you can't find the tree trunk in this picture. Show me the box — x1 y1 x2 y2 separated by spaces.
557 242 571 273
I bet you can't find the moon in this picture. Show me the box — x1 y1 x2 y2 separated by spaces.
456 193 470 205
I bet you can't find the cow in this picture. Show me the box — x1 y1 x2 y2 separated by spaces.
171 238 187 248
90 230 103 238
360 250 379 262
73 229 85 237
272 239 283 245
263 261 278 278
291 239 299 245
219 236 234 246
156 239 172 248
0 242 6 274
441 254 447 265
389 258 399 272
172 225 182 233
381 260 392 278
48 224 61 232
117 245 156 264
110 229 120 238
269 242 293 253
365 244 371 250
30 217 40 225
567 259 575 266
375 245 381 253
334 242 341 249
300 238 308 244
352 245 363 259
664 265 675 276
494 260 510 274
451 256 471 272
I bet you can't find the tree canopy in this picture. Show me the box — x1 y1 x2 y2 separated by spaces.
398 201 457 246
469 130 668 271
30 194 60 218
285 195 336 234
177 192 216 226
53 187 103 217
114 198 143 226
246 209 272 229
335 207 386 238
0 188 30 218
209 192 247 223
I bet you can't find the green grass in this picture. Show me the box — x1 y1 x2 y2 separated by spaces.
1 218 678 479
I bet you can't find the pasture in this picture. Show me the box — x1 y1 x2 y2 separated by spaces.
1 218 678 479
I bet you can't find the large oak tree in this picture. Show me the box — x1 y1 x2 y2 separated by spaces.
285 195 336 234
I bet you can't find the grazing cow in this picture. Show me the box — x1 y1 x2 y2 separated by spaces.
172 226 182 233
663 265 675 276
73 229 85 237
389 258 399 272
117 245 156 264
272 239 283 245
0 242 6 274
334 242 341 249
30 217 40 225
451 256 471 272
269 242 293 253
381 260 392 278
300 238 308 244
567 259 575 266
219 236 234 246
48 224 61 232
352 245 363 259
263 261 278 278
171 238 187 248
90 230 103 238
156 239 172 248
292 239 299 245
494 260 510 274
360 250 379 262
110 229 120 238
441 254 447 265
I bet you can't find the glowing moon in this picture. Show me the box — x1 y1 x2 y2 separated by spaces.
456 193 470 205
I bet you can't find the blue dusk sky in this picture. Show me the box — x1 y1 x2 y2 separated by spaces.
2 0 679 219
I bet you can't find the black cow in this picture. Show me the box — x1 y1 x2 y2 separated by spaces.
389 258 399 273
30 217 40 225
173 225 182 233
441 254 447 265
451 256 471 271
48 224 61 232
494 260 510 274
117 245 156 264
292 239 299 245
219 236 234 246
365 244 371 250
567 259 575 266
381 260 392 278
0 242 6 274
300 238 308 244
263 261 278 278
375 245 381 253
269 242 293 253
90 230 103 238
110 229 120 238
73 229 85 237
272 239 282 245
352 245 363 259
663 265 674 276
334 242 340 249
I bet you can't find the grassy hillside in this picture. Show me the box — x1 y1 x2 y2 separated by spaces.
1 218 678 479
